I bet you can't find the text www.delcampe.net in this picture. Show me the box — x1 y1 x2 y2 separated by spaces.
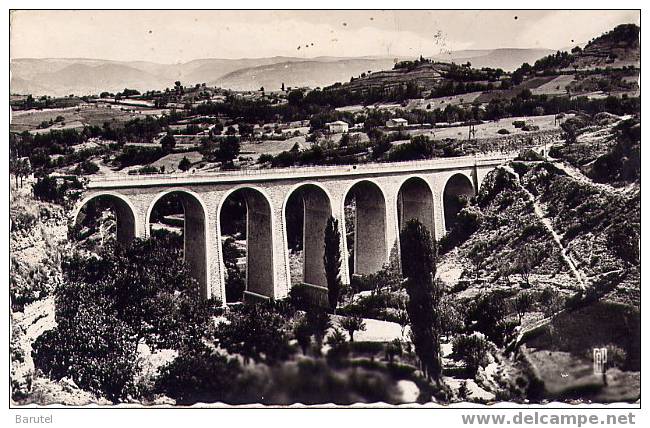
461 412 636 426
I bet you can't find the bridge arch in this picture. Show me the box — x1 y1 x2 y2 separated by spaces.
72 192 139 245
217 185 275 302
397 175 435 237
343 179 387 276
442 172 476 232
146 188 209 297
282 182 333 289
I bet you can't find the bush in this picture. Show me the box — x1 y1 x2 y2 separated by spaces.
451 333 493 377
155 344 242 405
178 156 192 171
33 175 83 205
32 235 219 401
512 120 526 129
339 291 405 321
538 287 565 318
32 294 139 402
607 221 640 264
439 205 482 253
114 146 165 169
10 208 37 232
467 291 511 346
516 149 544 161
74 160 99 175
325 328 350 361
258 153 274 164
497 128 510 135
388 135 435 161
216 303 296 365
232 358 402 405
348 341 385 355
339 316 366 342
510 161 530 177
288 284 319 311
350 265 402 293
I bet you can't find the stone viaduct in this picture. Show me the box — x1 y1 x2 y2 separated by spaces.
71 153 515 304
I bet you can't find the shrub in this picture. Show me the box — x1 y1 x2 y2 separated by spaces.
293 317 313 355
516 149 544 161
32 235 218 401
232 359 402 405
512 120 526 129
10 208 37 232
339 316 366 342
114 146 165 169
74 160 99 175
385 339 403 363
216 303 296 365
497 128 510 135
451 333 493 377
538 287 565 318
439 205 482 253
339 291 405 321
155 344 242 405
602 344 627 370
304 307 332 354
178 156 192 171
510 161 530 177
607 219 640 264
350 265 402 293
325 328 349 361
258 153 274 164
513 292 534 323
388 135 435 161
33 175 83 205
288 284 313 311
128 165 162 175
348 341 385 355
32 294 139 402
467 291 510 346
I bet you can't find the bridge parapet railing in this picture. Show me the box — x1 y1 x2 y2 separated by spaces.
86 150 520 185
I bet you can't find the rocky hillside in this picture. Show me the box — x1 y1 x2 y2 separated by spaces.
571 24 639 69
341 62 452 93
441 114 640 309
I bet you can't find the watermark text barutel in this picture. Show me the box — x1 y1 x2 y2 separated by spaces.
14 415 53 424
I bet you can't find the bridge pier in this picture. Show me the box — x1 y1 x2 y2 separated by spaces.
301 188 332 289
243 190 276 300
350 181 387 275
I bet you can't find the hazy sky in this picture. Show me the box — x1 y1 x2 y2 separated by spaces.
10 10 640 63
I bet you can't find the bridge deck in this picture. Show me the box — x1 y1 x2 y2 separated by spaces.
85 152 517 189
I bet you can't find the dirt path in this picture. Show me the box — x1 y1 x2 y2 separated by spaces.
503 165 586 290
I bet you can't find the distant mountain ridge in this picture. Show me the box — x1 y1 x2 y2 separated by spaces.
10 48 556 96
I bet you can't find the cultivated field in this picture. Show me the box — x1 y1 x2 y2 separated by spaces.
405 113 568 141
10 105 146 133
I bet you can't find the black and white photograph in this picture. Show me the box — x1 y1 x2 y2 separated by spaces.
6 5 644 421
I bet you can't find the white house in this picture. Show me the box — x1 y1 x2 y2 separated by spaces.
326 120 349 134
386 118 408 128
